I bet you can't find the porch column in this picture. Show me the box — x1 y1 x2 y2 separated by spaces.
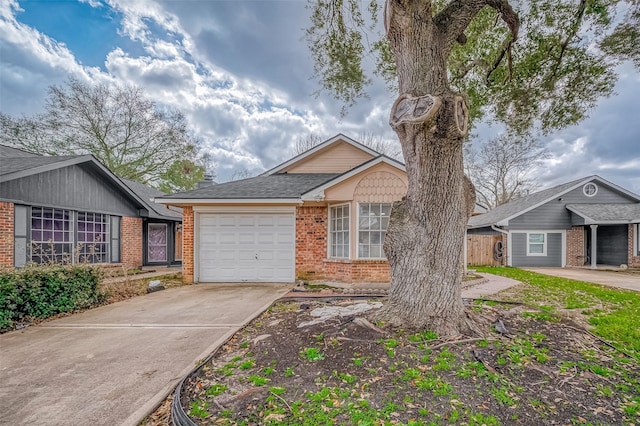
590 224 598 269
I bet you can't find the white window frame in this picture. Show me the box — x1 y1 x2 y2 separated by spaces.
526 232 547 256
328 204 350 259
583 183 598 197
357 202 392 260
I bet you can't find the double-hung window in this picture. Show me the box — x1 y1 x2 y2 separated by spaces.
329 204 350 258
527 233 546 256
358 203 391 259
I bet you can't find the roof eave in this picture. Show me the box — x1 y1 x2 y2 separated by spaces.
154 198 303 205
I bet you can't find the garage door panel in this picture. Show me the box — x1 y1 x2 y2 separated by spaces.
198 212 295 282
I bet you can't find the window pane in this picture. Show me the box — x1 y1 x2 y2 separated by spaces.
529 244 544 254
359 231 369 244
370 246 382 258
529 234 544 243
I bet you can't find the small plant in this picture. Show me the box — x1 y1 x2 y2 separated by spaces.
262 366 275 375
239 360 255 370
188 400 209 419
247 374 269 386
205 383 228 397
492 386 517 406
301 347 325 361
284 367 294 377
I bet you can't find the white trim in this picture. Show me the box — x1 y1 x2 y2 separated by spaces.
634 224 639 256
301 157 406 201
194 212 200 283
328 203 350 259
192 206 296 214
356 202 391 260
260 134 380 176
507 232 513 266
561 231 567 267
496 175 640 226
565 204 640 225
155 198 302 205
526 232 547 256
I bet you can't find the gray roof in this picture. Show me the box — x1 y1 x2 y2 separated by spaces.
0 154 82 176
468 176 591 228
120 178 182 221
0 145 40 158
566 204 640 224
160 173 340 199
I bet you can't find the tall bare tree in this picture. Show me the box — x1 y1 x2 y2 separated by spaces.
466 135 548 208
0 78 212 191
307 0 638 335
293 131 401 159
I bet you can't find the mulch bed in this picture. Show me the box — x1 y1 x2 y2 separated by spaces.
144 298 640 425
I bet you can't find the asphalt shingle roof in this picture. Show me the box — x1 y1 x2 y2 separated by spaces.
0 145 40 158
0 155 83 176
120 178 182 220
160 173 340 199
566 203 640 223
468 176 593 228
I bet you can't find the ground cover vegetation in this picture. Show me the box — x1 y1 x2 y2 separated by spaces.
143 269 640 425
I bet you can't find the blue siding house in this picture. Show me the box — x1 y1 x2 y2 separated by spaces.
468 176 640 269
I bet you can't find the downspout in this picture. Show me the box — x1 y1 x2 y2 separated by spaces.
491 225 509 266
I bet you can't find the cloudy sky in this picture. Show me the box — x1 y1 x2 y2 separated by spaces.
1 0 639 193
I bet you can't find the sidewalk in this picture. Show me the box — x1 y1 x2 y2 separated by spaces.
283 273 522 299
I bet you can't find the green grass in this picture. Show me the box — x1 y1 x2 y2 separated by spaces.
476 266 640 359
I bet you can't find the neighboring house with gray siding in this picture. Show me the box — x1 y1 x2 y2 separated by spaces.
467 175 640 269
0 145 181 268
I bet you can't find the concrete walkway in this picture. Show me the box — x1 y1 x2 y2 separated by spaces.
0 284 291 426
524 267 640 292
462 273 522 298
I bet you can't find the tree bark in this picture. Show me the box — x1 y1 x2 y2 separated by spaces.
378 0 477 336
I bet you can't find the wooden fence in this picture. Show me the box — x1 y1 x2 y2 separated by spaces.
467 234 505 266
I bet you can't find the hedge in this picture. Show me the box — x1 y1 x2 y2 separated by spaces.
0 264 104 330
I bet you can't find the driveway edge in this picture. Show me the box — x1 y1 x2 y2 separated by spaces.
121 285 292 426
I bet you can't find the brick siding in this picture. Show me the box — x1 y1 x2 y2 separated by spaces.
121 216 143 269
295 206 328 280
566 226 586 267
0 202 14 268
629 225 640 268
182 206 194 283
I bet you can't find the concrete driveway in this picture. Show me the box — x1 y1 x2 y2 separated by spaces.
0 284 291 426
525 268 640 292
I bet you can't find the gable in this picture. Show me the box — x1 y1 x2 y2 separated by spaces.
508 180 637 230
323 162 407 202
0 163 141 216
281 140 376 174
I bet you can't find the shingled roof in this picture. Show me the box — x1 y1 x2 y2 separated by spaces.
120 178 182 220
468 175 640 229
566 203 640 224
159 173 340 200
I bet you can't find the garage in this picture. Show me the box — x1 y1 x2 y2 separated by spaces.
196 210 295 282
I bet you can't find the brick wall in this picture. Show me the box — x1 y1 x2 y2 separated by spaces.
566 226 585 267
121 216 143 269
629 225 640 268
0 202 14 268
295 206 328 280
182 206 194 283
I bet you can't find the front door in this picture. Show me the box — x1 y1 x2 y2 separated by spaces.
148 223 168 263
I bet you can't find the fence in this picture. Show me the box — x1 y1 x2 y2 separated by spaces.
467 234 505 266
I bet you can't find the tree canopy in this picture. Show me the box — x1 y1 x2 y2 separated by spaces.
0 78 212 192
307 0 639 136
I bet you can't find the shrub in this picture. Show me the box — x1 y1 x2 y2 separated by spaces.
0 264 104 330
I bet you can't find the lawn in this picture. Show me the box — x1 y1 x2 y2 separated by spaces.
144 268 640 425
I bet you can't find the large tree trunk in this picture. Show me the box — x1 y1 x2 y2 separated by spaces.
378 0 476 336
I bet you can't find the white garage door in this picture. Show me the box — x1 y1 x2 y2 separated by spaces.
197 212 295 282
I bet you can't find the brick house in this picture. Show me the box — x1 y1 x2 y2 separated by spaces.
0 145 182 269
155 134 411 283
467 175 640 269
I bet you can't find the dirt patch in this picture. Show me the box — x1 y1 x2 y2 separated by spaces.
146 299 640 425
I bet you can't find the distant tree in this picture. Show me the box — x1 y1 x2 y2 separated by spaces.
230 168 252 181
293 132 401 159
465 135 548 208
0 78 211 192
293 133 325 155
